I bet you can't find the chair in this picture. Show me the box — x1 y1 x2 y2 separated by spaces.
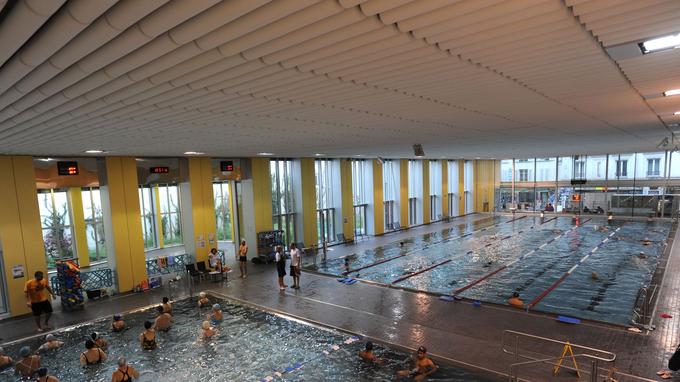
185 264 201 281
196 261 209 275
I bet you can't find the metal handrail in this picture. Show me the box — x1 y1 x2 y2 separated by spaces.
509 353 615 382
631 286 656 330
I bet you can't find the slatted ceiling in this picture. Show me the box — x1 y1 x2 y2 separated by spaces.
590 7 680 39
0 0 672 157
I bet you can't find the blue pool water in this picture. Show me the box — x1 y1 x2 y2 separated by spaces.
0 295 496 381
306 215 671 325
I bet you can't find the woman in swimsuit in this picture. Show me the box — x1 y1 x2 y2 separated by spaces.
111 357 140 382
80 339 107 367
209 304 223 325
112 314 126 332
36 367 60 382
15 346 40 378
140 321 157 350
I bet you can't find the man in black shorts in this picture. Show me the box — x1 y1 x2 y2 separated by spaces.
25 271 54 331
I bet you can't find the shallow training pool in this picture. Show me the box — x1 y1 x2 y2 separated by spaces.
305 215 671 325
0 295 497 381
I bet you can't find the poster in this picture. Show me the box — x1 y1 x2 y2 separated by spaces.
208 232 215 246
12 264 25 279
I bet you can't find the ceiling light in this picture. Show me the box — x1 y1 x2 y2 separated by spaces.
37 158 53 162
675 111 680 116
664 89 680 97
640 32 680 53
314 153 325 156
257 152 274 156
84 149 104 154
184 151 205 155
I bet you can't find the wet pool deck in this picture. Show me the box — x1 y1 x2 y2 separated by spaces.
1 213 679 381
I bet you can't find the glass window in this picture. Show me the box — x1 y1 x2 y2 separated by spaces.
37 189 75 268
448 160 460 216
138 186 157 249
616 160 628 177
271 159 297 246
519 169 529 182
82 187 107 263
315 159 336 243
500 159 513 182
351 159 369 237
158 184 182 246
648 158 660 176
383 160 399 230
213 182 233 241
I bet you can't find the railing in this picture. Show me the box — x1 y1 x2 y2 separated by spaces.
50 267 114 296
631 285 656 330
502 330 616 382
145 253 192 276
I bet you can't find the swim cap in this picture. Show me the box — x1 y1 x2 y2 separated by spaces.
19 346 30 357
366 341 373 351
46 334 55 341
212 303 221 311
91 332 98 340
117 356 127 367
85 339 95 349
417 346 427 353
37 367 48 377
113 314 122 321
199 291 206 298
202 321 211 330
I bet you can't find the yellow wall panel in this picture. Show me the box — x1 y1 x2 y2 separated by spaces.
300 158 318 247
372 159 384 235
340 159 354 240
400 159 409 228
423 160 430 224
474 160 499 213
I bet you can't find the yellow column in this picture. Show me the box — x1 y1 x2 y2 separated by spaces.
340 159 354 241
474 160 498 213
0 156 46 316
372 159 384 235
187 157 218 263
423 160 430 224
458 161 465 216
68 187 90 267
154 185 164 248
105 157 146 292
300 158 318 247
400 159 409 228
251 157 273 234
442 161 449 217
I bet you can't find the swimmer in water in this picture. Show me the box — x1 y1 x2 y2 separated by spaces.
139 321 157 350
15 346 40 377
400 241 405 247
80 339 107 367
161 297 172 315
154 305 172 331
199 321 218 341
507 292 524 308
0 346 13 369
359 341 382 363
111 314 125 332
37 334 63 352
111 357 140 382
397 346 438 381
640 238 653 246
36 367 59 382
198 291 210 308
91 332 108 349
209 304 223 325
638 252 647 259
590 272 599 281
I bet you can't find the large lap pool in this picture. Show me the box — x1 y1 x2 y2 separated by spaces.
306 215 671 325
0 295 497 381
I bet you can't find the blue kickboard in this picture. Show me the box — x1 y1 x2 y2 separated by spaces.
557 315 581 324
439 295 455 302
337 277 351 283
345 279 358 285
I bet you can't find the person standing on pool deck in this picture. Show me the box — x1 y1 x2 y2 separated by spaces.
238 240 249 278
397 346 437 381
25 271 54 332
275 245 288 290
289 243 301 289
111 357 140 382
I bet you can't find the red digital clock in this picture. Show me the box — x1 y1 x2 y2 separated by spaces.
150 167 170 174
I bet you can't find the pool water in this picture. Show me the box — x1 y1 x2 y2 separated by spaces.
305 215 671 325
0 296 496 381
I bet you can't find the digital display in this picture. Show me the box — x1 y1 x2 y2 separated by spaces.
57 161 79 176
220 161 234 172
150 166 170 174
571 194 582 202
570 179 587 185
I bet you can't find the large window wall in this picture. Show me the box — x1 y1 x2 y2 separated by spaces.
270 159 297 246
408 160 423 225
37 189 75 268
498 152 680 216
429 160 442 221
351 159 371 237
464 160 474 214
447 160 460 216
81 187 106 262
315 159 339 244
138 184 182 250
383 159 400 231
213 182 233 242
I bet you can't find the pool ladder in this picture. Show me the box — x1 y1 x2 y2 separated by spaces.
631 285 656 331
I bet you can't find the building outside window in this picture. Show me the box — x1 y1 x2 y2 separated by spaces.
648 158 660 176
81 187 106 263
158 184 182 246
616 160 628 177
574 160 586 178
518 169 529 182
213 182 233 241
408 160 422 225
315 159 336 244
271 159 297 246
37 189 75 268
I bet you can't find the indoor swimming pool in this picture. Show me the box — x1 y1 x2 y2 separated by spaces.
306 215 671 325
0 295 496 381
